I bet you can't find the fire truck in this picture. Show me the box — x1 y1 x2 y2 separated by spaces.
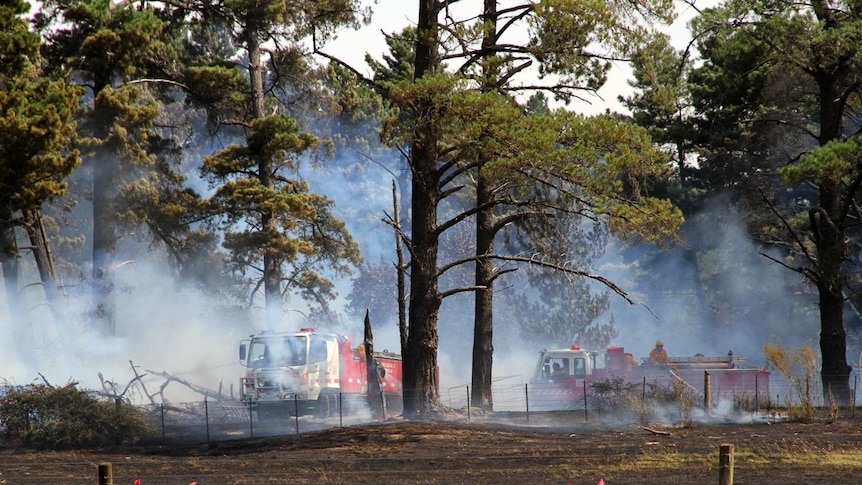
239 328 403 420
529 344 770 411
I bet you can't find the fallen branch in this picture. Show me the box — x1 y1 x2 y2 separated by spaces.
642 426 672 436
145 369 224 401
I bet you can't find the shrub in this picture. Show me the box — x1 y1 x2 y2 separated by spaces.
0 382 151 450
763 342 819 422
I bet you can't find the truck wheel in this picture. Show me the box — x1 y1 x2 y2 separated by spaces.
315 390 340 419
257 403 278 422
315 390 332 418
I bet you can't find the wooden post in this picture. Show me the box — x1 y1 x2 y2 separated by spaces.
583 380 588 423
98 462 112 485
704 371 711 415
719 443 734 485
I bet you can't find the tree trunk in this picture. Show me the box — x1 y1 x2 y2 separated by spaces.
472 172 495 411
470 0 498 412
812 75 851 404
0 209 33 369
364 310 384 419
0 210 23 328
92 153 117 335
403 0 444 417
23 209 65 328
393 181 408 354
246 27 281 328
812 179 851 404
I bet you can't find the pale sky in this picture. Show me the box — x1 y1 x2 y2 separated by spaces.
323 0 711 115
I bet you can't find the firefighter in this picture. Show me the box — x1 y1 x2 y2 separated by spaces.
649 340 668 366
624 352 638 371
550 362 567 382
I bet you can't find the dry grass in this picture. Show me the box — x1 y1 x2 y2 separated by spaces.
3 414 862 484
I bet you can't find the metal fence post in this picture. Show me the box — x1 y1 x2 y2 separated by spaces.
205 400 210 442
294 395 300 434
160 403 165 442
583 380 588 423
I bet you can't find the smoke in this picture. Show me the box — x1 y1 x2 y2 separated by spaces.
1 231 249 402
589 195 820 367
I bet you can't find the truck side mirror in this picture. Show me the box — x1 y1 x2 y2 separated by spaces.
239 343 247 361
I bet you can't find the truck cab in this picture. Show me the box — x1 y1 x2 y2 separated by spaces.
531 346 597 386
239 328 344 418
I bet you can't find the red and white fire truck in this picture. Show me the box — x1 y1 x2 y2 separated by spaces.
529 344 770 411
239 328 403 420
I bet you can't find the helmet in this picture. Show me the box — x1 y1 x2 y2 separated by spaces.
656 340 664 347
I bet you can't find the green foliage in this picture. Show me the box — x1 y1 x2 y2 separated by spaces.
0 0 81 260
203 114 360 311
781 137 862 186
0 383 151 450
529 0 674 97
0 0 40 78
365 27 416 88
36 0 173 86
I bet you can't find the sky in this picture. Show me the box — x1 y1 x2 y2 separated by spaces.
324 0 712 115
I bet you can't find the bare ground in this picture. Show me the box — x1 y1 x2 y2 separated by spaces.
3 411 862 484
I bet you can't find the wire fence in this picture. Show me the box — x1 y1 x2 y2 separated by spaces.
439 370 862 415
2 372 862 484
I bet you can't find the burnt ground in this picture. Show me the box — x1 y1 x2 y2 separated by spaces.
2 411 862 484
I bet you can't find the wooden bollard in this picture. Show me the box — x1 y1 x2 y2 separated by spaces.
98 462 113 485
704 371 711 414
719 443 734 485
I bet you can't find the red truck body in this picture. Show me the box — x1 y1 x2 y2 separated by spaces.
529 345 770 411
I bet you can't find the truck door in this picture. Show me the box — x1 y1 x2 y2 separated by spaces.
308 336 328 390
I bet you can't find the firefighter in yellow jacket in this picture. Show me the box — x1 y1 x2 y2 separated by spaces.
648 340 668 366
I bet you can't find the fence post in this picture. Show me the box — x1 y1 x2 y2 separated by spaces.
704 371 711 415
467 385 471 421
98 462 112 485
161 403 166 442
205 399 210 442
249 403 254 439
524 384 530 423
583 380 588 423
294 396 300 434
339 392 343 428
755 375 759 415
719 443 734 485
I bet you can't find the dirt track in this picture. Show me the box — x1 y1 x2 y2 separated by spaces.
3 412 862 484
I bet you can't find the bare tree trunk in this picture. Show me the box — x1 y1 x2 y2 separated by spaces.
393 181 408 354
23 209 65 327
364 310 384 419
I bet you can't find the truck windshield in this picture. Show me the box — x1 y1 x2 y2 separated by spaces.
248 336 307 367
